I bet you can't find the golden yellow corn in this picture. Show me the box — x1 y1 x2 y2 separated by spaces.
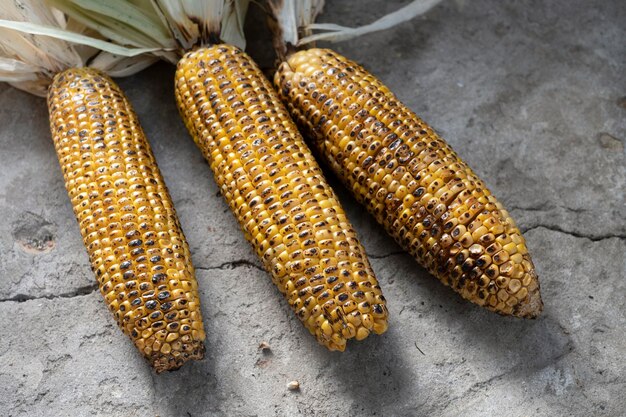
174 44 388 351
275 49 543 318
47 68 206 372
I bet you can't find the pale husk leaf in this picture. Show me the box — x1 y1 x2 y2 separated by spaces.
52 0 250 60
0 0 163 96
267 0 442 46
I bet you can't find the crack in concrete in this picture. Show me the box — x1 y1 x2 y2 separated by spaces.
0 284 99 303
2 222 619 304
195 259 265 273
440 340 576 413
508 201 613 216
509 203 554 212
368 250 406 259
0 260 267 303
521 224 626 241
0 224 626 303
562 206 592 214
509 203 599 215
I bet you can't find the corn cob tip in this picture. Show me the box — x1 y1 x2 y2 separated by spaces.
513 279 543 319
150 340 206 373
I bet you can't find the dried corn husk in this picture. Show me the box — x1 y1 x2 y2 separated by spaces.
267 0 442 48
0 0 161 95
49 0 249 61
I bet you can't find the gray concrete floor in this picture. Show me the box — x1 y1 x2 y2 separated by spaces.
1 0 624 416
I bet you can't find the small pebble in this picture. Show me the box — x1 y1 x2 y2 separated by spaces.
287 380 300 391
259 341 271 352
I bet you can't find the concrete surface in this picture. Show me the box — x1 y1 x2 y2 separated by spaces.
0 0 624 415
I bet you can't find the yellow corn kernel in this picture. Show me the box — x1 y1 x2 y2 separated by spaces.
47 68 205 372
275 48 542 318
174 45 388 351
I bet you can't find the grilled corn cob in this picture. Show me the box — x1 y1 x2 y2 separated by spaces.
275 48 542 317
174 44 388 351
47 68 206 371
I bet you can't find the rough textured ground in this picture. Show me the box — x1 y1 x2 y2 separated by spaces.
1 0 624 416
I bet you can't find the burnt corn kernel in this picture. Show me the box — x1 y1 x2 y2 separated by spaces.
47 68 206 372
275 49 542 318
175 45 388 351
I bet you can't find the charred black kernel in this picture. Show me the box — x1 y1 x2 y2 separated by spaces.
160 302 173 311
413 187 425 197
128 239 142 247
310 274 324 283
462 260 475 273
150 311 161 320
457 275 468 289
123 271 135 280
139 282 150 291
338 293 348 302
319 291 331 300
120 261 131 270
152 321 164 329
150 255 161 263
169 322 179 330
136 318 148 328
152 273 167 284
327 276 338 284
312 285 325 294
125 230 139 239
469 268 481 280
131 298 141 306
145 300 158 310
